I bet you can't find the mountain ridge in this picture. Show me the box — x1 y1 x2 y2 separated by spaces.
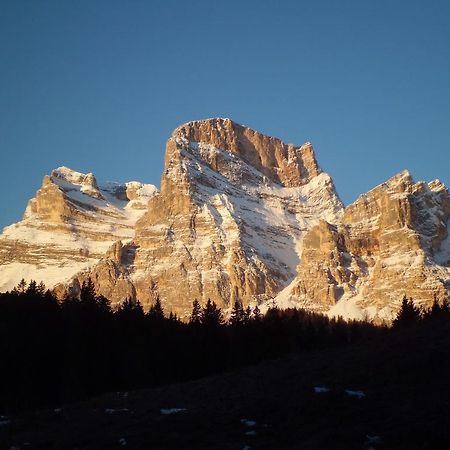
0 118 449 321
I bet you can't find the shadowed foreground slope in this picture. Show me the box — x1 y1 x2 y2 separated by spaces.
1 319 449 450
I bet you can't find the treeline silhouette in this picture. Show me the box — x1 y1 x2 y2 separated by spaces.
392 295 450 327
0 279 446 412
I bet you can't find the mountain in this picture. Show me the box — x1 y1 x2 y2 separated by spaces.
275 169 450 321
0 167 157 293
59 118 344 317
0 118 449 320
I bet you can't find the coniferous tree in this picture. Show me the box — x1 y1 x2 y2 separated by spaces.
427 297 441 320
253 304 262 322
426 296 450 321
37 281 46 296
148 296 165 320
17 278 27 294
43 288 58 307
80 278 97 305
230 301 245 326
26 280 38 296
393 296 421 327
0 276 391 413
201 299 224 327
168 311 180 322
189 299 202 325
96 294 112 314
116 297 144 317
244 306 252 325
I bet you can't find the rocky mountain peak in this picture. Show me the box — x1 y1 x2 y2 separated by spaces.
0 119 448 323
281 167 450 321
50 166 104 200
169 118 322 188
93 119 343 315
0 167 157 293
384 169 412 187
52 166 98 187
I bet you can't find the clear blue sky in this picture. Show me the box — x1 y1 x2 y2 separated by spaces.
1 0 449 230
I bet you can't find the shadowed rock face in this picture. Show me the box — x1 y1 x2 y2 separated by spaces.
1 118 449 322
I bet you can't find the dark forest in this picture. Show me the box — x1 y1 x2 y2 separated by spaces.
0 278 447 414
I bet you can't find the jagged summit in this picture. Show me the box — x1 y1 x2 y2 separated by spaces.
48 166 105 201
0 120 448 322
277 167 450 321
0 167 158 292
170 118 321 188
383 169 412 186
59 119 343 315
52 166 98 186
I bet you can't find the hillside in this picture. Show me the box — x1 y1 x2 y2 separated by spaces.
2 319 449 449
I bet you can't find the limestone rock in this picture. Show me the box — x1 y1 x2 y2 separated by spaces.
2 118 449 323
0 167 157 291
280 170 450 321
67 119 343 318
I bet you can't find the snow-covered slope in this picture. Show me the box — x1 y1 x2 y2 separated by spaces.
0 167 157 291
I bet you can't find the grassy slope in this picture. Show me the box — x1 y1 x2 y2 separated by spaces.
1 321 450 450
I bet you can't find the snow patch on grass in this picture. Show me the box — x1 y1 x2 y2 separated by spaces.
345 389 365 399
160 408 187 415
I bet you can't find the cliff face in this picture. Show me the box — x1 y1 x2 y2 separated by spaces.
279 170 450 321
69 119 343 318
171 118 322 187
0 167 157 292
1 118 449 322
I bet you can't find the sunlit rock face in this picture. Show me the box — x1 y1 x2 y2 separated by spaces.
280 170 450 322
66 118 343 318
0 167 157 292
1 118 449 322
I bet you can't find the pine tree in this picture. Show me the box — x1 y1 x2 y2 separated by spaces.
190 299 202 325
17 278 27 294
428 297 441 319
26 280 38 296
393 296 421 327
80 278 97 305
116 297 144 318
201 299 224 327
36 281 46 297
148 296 164 320
96 294 112 314
43 289 58 307
253 304 262 322
426 296 450 321
230 301 245 326
244 306 252 324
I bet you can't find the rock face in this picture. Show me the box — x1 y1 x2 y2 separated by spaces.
68 119 343 317
0 167 157 292
1 118 449 321
278 170 450 321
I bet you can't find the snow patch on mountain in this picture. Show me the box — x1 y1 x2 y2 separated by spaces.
0 261 91 292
